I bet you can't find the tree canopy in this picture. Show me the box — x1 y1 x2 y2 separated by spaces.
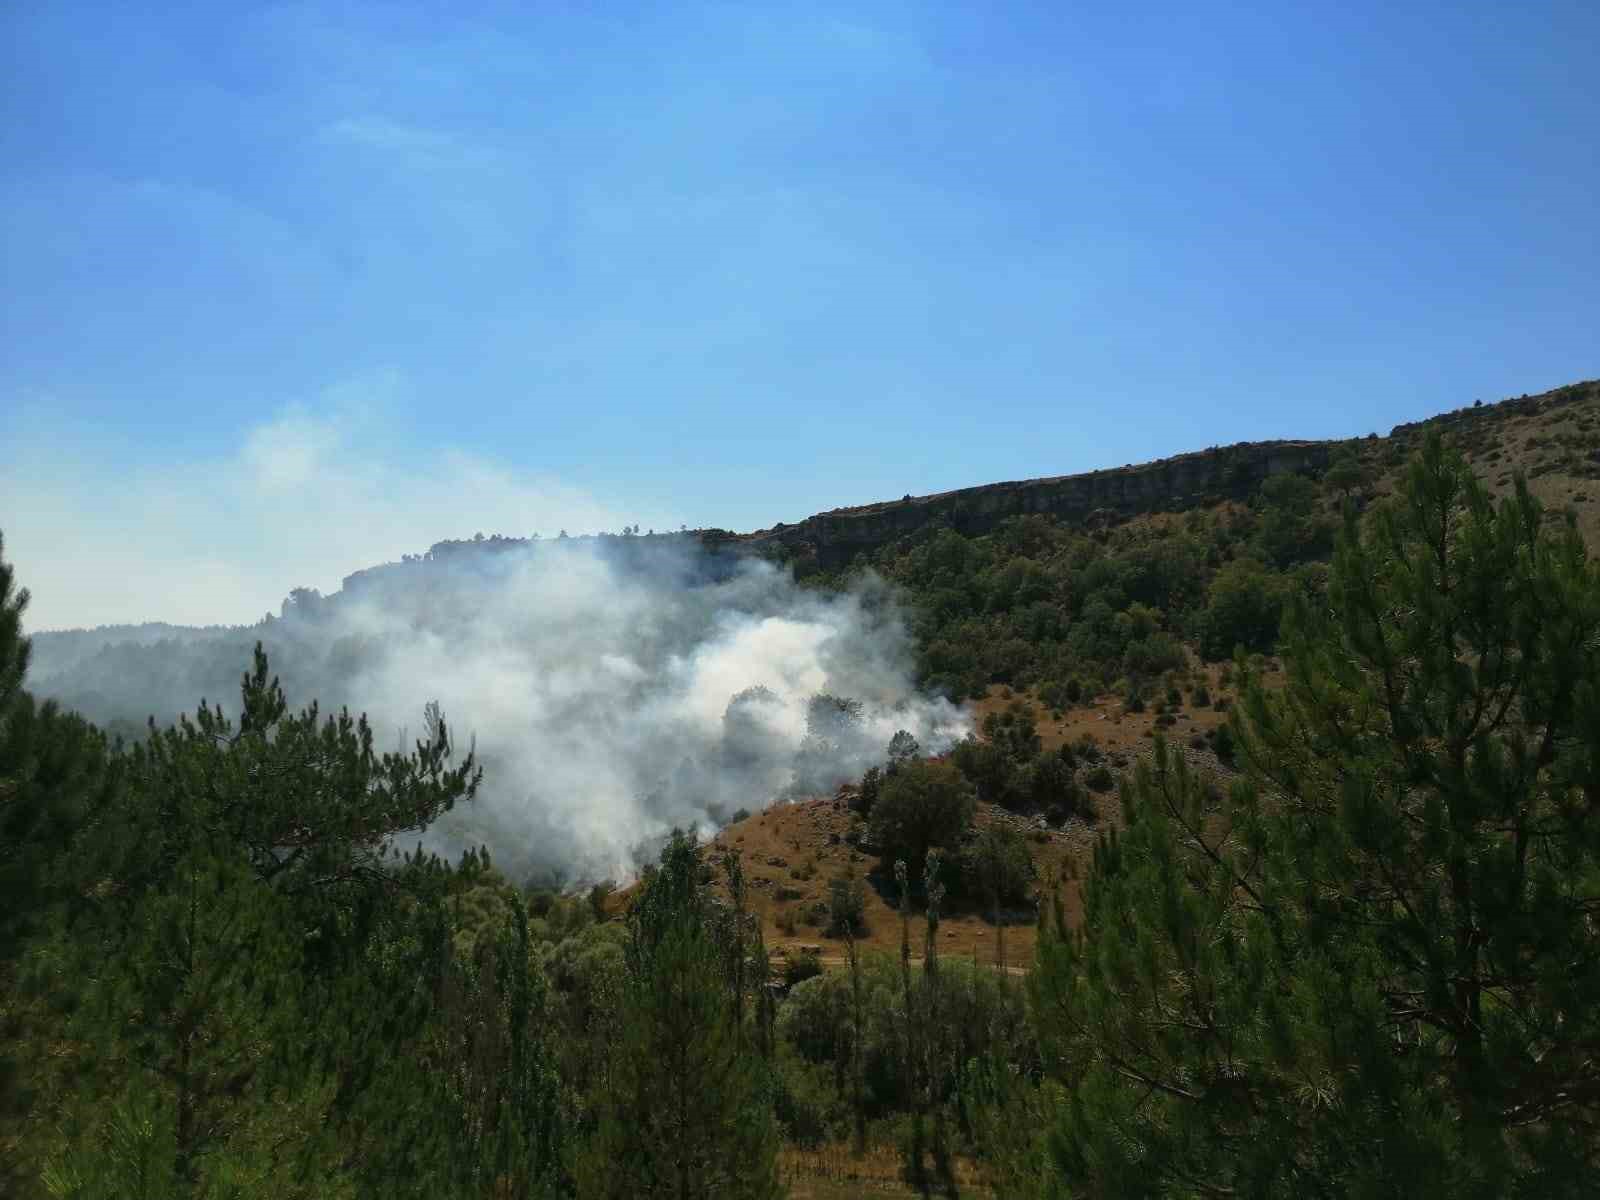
1029 434 1600 1196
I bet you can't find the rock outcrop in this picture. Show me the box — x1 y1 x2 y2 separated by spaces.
739 439 1332 569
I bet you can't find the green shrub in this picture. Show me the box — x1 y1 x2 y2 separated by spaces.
856 765 882 815
1199 560 1290 661
588 879 616 922
778 953 1033 1119
962 824 1036 907
1028 750 1080 816
783 948 824 988
1212 722 1236 765
1085 765 1115 793
827 870 867 937
870 759 977 868
771 1054 836 1148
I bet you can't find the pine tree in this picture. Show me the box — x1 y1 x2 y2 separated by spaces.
25 643 486 1199
44 850 341 1199
579 831 780 1200
1 534 128 1198
0 531 25 719
832 863 867 1155
108 645 481 913
1031 433 1600 1196
920 851 958 1198
353 871 568 1200
895 858 930 1196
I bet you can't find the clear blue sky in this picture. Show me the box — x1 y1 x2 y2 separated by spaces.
3 1 1597 628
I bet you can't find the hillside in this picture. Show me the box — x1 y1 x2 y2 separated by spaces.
741 378 1599 572
629 657 1246 981
688 377 1599 977
254 376 1600 612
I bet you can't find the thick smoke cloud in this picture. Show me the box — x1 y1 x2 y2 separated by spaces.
28 537 969 881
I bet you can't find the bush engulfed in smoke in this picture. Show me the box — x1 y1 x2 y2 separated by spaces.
29 537 969 881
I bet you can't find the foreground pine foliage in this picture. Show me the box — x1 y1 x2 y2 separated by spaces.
1029 434 1600 1196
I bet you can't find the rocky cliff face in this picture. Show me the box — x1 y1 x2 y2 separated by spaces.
740 439 1333 569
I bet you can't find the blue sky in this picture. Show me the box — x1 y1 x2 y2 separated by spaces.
3 1 1597 629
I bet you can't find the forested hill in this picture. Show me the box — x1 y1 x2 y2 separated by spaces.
340 375 1600 594
741 376 1600 572
334 376 1600 595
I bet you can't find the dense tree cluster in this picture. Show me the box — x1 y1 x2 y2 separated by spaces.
789 456 1354 702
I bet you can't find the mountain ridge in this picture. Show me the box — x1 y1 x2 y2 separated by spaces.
735 378 1598 570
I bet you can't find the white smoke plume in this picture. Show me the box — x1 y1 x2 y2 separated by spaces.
28 536 970 882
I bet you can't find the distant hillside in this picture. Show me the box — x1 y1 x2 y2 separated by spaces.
1389 378 1600 547
741 378 1599 572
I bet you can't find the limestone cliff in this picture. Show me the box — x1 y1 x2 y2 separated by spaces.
738 439 1332 569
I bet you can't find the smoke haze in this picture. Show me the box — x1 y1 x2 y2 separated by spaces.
27 536 969 881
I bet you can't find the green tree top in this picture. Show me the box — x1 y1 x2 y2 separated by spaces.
116 642 482 904
0 530 28 727
1033 433 1600 1196
870 758 976 871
